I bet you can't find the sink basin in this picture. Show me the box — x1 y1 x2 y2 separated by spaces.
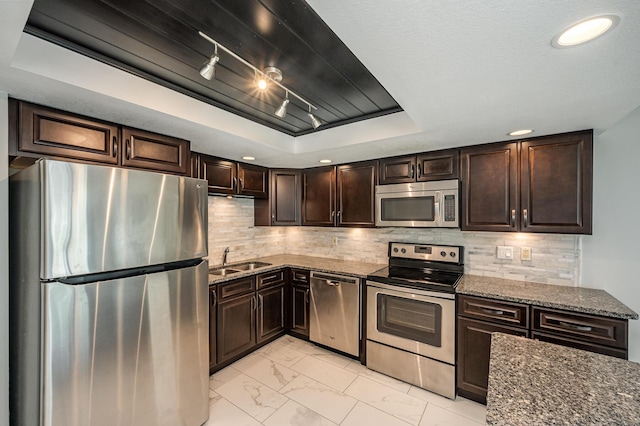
209 268 240 276
232 261 272 271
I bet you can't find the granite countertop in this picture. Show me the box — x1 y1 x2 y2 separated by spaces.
486 333 640 425
208 254 383 284
457 275 638 320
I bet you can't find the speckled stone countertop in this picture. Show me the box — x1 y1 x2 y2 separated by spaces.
208 254 383 284
457 275 638 320
486 333 640 425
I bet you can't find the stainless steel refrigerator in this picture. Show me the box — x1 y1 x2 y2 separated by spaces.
9 159 210 426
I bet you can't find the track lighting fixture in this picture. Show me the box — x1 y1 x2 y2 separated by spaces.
275 91 290 118
199 44 219 80
198 31 321 129
308 105 322 129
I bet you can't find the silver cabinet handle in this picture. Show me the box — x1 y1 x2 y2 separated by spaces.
481 308 504 316
125 139 131 160
559 321 592 332
511 209 516 227
210 290 217 308
239 178 244 189
411 164 415 179
417 163 422 179
304 289 310 304
112 136 118 158
232 177 237 190
523 209 528 227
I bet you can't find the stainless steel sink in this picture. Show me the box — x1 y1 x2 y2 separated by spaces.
232 261 272 271
209 268 240 276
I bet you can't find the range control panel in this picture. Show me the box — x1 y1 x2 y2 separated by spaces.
389 242 462 264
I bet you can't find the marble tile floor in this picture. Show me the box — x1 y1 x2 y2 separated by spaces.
205 335 487 426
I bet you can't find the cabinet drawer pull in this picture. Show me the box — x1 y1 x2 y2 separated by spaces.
125 139 131 160
559 321 593 332
112 136 117 158
262 273 280 282
481 307 505 316
511 209 516 227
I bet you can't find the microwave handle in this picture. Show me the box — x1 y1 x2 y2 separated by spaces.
435 191 441 225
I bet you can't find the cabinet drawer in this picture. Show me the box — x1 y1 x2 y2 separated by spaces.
257 270 285 289
532 332 627 359
218 276 255 301
458 295 529 328
290 268 310 286
532 307 627 349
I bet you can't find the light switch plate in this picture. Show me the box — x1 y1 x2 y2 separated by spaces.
497 246 514 260
521 247 532 261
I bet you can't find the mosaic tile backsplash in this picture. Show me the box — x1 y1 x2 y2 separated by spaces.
207 196 581 286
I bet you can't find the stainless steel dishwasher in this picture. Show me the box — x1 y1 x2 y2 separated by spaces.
309 271 360 357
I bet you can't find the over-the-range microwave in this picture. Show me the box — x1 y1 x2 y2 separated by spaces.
375 179 460 228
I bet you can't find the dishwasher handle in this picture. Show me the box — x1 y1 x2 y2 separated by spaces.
324 280 341 287
310 271 358 285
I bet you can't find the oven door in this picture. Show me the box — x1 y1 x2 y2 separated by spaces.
366 281 455 365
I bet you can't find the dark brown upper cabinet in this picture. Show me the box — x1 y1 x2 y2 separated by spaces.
194 153 268 198
12 99 120 165
302 160 377 227
378 149 459 184
121 127 189 175
255 169 302 226
460 130 592 234
10 99 191 175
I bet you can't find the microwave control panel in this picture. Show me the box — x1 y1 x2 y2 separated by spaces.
443 195 456 222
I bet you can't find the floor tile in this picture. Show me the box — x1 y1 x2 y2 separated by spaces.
203 396 262 426
262 399 337 426
341 401 413 426
232 353 299 391
345 361 412 393
419 403 484 426
215 373 288 422
344 376 427 426
407 386 457 409
280 375 358 424
444 397 487 424
290 355 357 392
209 366 241 391
257 341 307 367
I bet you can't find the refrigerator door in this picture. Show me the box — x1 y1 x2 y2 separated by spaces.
41 261 209 426
39 160 207 280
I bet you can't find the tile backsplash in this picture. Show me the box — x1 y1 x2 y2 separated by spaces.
207 196 581 286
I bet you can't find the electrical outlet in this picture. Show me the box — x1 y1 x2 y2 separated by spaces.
497 246 514 260
332 236 338 246
521 247 532 261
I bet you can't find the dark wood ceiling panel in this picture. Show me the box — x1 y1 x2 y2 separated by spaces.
26 0 402 135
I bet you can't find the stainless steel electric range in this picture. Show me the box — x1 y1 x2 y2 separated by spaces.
366 242 464 399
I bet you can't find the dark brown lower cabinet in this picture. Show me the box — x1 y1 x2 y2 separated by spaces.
457 317 529 404
217 293 256 364
257 284 285 343
209 286 217 370
290 284 310 337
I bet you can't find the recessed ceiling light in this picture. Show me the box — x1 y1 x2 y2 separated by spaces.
508 129 534 136
552 15 619 48
319 159 332 164
242 156 256 161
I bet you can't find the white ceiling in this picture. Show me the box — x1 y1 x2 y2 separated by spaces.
2 0 640 168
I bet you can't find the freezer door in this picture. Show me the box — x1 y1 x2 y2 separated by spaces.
41 261 209 426
39 160 207 279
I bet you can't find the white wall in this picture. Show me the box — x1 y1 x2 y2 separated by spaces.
583 106 640 363
1 94 10 426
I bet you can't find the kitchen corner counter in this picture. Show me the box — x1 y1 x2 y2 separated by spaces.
456 275 638 320
209 254 383 284
486 333 640 425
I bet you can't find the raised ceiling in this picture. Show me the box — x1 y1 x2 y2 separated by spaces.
25 0 401 136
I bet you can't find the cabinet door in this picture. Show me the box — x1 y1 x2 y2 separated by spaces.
378 155 416 184
238 163 269 198
416 149 459 181
291 284 310 337
121 127 190 175
257 284 285 343
460 142 519 231
217 293 256 363
200 155 236 195
270 169 302 226
520 131 593 234
337 160 377 227
302 166 336 226
17 101 120 164
209 286 217 370
457 317 528 404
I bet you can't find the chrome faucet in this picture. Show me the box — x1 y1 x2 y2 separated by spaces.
222 247 230 266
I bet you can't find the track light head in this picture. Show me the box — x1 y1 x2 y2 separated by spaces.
307 105 322 129
200 54 219 80
275 92 290 118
